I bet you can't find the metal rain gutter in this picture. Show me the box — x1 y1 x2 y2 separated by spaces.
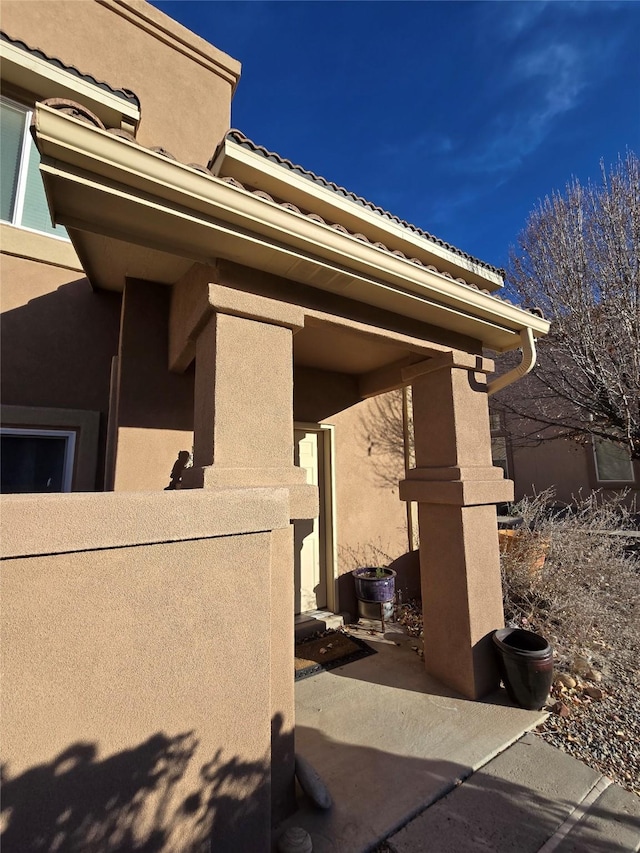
487 327 537 395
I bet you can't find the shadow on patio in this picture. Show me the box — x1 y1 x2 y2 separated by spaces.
285 626 546 852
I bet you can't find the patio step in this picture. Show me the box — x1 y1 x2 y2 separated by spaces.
294 609 345 641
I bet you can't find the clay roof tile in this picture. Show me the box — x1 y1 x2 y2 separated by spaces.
223 130 505 278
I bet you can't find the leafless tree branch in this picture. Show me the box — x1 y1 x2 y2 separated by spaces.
494 151 640 460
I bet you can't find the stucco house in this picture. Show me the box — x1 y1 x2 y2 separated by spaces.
0 2 550 849
490 412 639 508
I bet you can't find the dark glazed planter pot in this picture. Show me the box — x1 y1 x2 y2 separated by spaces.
492 628 554 711
352 567 397 603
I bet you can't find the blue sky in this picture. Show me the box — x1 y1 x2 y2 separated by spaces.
151 1 639 271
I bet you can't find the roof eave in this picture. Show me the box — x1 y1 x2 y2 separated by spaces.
211 136 505 292
33 104 549 352
0 37 140 132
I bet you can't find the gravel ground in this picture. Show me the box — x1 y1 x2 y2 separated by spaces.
534 653 640 796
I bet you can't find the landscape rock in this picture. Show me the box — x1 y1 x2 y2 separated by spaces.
584 686 604 700
295 754 333 810
278 827 313 853
555 672 577 689
572 655 591 676
586 668 603 682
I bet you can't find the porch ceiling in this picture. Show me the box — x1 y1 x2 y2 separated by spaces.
293 323 414 374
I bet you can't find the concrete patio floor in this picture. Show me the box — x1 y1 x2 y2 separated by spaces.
277 621 547 852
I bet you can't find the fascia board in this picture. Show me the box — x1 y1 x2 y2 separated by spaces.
0 40 140 130
213 139 504 291
34 105 550 347
41 158 536 350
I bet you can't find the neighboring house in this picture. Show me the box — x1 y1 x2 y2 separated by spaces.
0 2 550 849
489 411 639 507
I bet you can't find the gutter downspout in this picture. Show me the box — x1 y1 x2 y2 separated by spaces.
487 327 537 396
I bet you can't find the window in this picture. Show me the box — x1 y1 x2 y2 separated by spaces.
0 428 76 493
1 97 67 238
593 438 634 483
490 412 510 478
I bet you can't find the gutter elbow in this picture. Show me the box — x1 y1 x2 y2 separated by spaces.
487 327 537 396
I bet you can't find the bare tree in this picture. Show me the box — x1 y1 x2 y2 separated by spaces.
495 151 640 460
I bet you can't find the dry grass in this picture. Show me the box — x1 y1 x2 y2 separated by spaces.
500 489 639 669
337 541 400 573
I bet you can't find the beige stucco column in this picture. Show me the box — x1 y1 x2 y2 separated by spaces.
399 351 513 700
170 265 312 500
186 303 307 493
170 263 317 824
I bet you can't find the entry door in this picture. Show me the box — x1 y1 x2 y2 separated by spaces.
294 429 327 614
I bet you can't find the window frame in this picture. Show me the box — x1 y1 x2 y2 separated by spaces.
591 437 635 485
1 95 69 242
1 426 77 493
489 410 511 479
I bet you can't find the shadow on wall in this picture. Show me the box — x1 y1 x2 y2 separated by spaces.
1 278 194 432
293 365 360 423
357 389 409 490
0 715 289 853
1 279 121 414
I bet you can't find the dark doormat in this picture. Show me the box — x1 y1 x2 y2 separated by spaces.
294 630 377 681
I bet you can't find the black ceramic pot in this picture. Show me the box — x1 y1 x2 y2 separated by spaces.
492 627 554 711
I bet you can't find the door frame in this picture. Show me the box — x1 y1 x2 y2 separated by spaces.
294 422 338 613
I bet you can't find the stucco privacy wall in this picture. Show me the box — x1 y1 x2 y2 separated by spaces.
1 489 290 852
0 0 240 165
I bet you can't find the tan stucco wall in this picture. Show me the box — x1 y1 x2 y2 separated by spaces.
1 252 121 486
294 366 409 573
1 488 291 851
511 437 639 506
112 279 194 491
512 438 593 505
1 253 120 412
0 0 239 164
329 397 409 566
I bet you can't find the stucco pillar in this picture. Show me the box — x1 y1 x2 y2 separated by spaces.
171 266 318 824
185 307 307 495
399 351 513 699
172 268 312 509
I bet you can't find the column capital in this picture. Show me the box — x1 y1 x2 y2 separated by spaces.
169 262 304 372
403 350 494 384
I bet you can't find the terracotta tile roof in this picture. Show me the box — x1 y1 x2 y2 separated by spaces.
222 129 505 278
0 31 140 108
36 99 542 318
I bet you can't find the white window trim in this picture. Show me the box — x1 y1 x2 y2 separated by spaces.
1 95 69 241
1 427 77 492
592 437 635 484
